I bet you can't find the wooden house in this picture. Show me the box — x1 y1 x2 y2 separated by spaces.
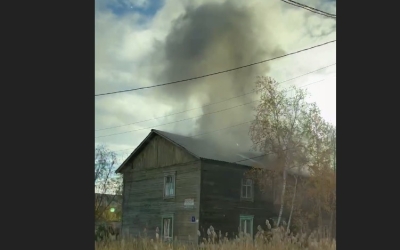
116 129 304 243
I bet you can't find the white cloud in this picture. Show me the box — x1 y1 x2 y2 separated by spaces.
95 0 336 155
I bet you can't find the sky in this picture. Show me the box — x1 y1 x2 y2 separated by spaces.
95 0 336 164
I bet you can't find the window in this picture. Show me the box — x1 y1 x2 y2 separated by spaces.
240 215 254 236
161 215 174 241
164 172 176 198
241 178 253 200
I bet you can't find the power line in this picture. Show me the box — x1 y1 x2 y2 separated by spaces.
114 147 137 153
281 0 336 19
112 120 255 154
95 101 257 138
95 63 335 131
96 74 335 139
235 153 268 163
190 120 253 138
95 40 336 97
114 128 275 163
108 74 335 154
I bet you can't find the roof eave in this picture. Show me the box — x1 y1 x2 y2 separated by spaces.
115 130 155 174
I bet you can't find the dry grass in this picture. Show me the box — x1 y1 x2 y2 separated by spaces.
95 227 335 250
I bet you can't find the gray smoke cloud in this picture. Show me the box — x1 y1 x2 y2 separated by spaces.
95 0 336 164
145 1 285 157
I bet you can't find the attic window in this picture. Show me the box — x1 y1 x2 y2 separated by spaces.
164 172 176 199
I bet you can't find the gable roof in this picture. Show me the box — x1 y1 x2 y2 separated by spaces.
115 129 267 173
115 129 310 177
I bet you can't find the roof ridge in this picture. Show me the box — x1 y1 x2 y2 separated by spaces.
152 129 195 139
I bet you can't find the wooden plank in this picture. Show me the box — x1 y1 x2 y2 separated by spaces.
128 135 197 171
200 160 281 239
122 152 201 243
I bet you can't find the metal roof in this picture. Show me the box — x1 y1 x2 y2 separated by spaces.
115 129 309 176
116 129 268 173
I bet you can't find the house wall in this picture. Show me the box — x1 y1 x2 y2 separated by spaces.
199 159 280 240
120 134 201 243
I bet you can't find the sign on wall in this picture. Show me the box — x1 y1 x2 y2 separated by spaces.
184 198 195 209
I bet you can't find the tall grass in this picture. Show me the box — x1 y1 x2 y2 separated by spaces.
95 226 335 250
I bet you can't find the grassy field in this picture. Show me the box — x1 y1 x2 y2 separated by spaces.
95 227 335 250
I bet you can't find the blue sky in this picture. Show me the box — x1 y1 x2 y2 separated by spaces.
100 0 335 17
99 0 164 17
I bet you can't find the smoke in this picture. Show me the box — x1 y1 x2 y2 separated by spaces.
146 0 286 157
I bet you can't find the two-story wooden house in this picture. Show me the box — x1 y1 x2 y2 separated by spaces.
116 129 298 243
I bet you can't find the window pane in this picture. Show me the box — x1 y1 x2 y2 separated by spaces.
246 179 252 185
169 181 174 196
246 219 251 235
162 218 173 238
240 219 244 233
242 185 246 197
163 219 169 238
165 183 170 196
168 219 173 237
247 186 252 198
165 175 174 197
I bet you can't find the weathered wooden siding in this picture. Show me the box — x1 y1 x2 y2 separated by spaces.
127 134 197 171
199 160 281 240
120 134 201 243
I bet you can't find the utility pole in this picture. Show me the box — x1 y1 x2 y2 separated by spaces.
331 129 336 239
333 132 336 174
331 130 336 174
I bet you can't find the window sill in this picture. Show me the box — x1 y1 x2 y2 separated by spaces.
240 197 254 202
163 196 175 200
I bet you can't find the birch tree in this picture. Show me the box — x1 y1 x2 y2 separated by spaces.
249 76 321 227
306 147 336 236
284 120 336 236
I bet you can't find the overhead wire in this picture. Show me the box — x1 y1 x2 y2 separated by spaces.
95 63 336 131
281 0 336 19
95 73 335 138
95 40 335 97
95 100 257 138
97 5 336 162
99 74 335 146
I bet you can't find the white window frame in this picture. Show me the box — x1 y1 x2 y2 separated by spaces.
163 171 176 199
241 178 254 201
161 214 174 241
239 215 254 237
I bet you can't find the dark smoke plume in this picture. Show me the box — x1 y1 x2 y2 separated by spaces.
148 1 285 159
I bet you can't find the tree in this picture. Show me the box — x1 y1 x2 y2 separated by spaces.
286 173 298 233
275 103 335 237
303 111 336 237
249 76 326 227
95 145 122 222
305 166 335 237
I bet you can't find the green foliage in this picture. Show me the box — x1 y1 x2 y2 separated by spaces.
249 76 336 230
